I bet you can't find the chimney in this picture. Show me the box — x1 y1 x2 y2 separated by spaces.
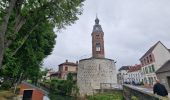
66 59 68 63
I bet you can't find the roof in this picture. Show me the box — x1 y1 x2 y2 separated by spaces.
21 81 48 95
118 66 130 71
140 41 170 60
50 72 61 76
156 60 170 73
79 57 115 62
140 41 159 60
59 61 78 66
128 64 142 72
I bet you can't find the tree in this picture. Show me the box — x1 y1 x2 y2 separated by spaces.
0 19 56 88
0 0 85 68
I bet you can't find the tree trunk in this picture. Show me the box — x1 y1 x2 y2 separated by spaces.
11 24 38 56
0 0 17 68
4 17 26 48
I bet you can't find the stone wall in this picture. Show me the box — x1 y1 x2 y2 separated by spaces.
77 58 117 96
156 71 170 92
123 85 163 100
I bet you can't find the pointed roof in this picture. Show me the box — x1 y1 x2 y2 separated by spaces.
95 17 99 25
156 60 170 73
140 41 169 60
92 17 103 33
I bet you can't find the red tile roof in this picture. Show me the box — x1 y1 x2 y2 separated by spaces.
128 64 142 72
58 60 78 66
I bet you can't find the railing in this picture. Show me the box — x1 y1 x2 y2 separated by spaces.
123 84 164 100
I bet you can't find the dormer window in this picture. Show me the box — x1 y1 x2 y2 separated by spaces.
96 43 101 51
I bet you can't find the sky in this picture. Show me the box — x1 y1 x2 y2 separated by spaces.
43 0 170 71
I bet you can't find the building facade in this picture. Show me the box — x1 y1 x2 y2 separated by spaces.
50 60 78 80
117 66 130 84
140 41 170 85
127 64 144 84
156 60 170 92
77 17 117 96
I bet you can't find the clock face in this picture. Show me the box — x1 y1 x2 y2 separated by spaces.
96 27 99 31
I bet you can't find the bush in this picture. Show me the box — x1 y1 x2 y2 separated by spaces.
0 80 12 90
131 96 138 100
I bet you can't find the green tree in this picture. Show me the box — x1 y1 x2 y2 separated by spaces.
0 20 56 88
0 0 85 90
0 0 85 68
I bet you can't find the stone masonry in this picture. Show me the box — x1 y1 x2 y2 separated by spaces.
77 58 117 96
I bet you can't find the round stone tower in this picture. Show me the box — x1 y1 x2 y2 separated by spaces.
77 17 117 96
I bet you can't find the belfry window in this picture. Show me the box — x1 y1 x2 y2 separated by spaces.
96 43 101 51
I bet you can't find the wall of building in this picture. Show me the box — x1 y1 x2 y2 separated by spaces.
117 70 129 84
59 65 77 80
19 82 45 100
141 43 170 85
153 43 170 71
77 58 117 96
157 72 170 92
127 70 143 84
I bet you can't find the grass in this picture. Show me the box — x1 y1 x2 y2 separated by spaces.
0 90 16 100
87 91 124 100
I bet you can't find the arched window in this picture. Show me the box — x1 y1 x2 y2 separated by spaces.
96 43 101 51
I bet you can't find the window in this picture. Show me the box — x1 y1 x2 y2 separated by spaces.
149 54 152 62
96 43 101 51
149 66 152 73
65 66 68 71
147 57 149 63
143 68 145 74
141 60 144 65
151 65 155 72
145 67 148 74
96 35 99 39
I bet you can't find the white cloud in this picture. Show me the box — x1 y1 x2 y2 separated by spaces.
43 0 170 71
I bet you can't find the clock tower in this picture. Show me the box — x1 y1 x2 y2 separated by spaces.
92 17 105 58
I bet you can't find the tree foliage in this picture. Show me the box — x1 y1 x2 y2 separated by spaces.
0 0 85 88
0 0 85 68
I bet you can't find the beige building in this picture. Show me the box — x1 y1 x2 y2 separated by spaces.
58 60 78 80
50 60 78 80
140 41 170 85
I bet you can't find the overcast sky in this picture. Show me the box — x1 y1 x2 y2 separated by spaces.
43 0 170 71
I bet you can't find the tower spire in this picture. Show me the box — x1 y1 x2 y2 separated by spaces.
95 14 99 25
96 13 98 19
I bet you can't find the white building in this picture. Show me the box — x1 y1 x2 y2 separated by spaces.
117 66 130 84
139 41 170 85
127 64 144 84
